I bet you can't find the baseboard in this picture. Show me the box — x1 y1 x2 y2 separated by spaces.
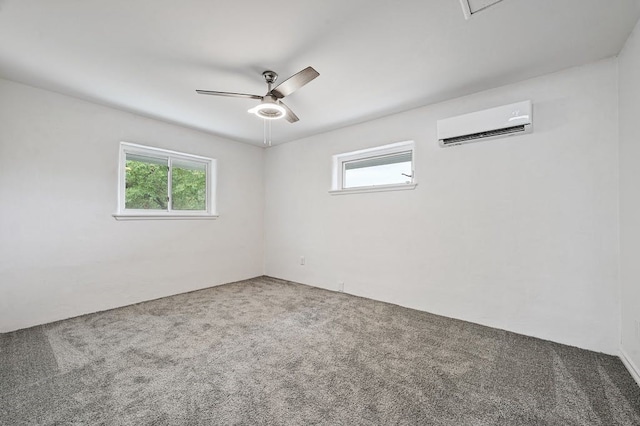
619 348 640 388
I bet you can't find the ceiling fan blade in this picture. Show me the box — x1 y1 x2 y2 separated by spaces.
270 66 319 99
196 90 262 100
280 101 299 123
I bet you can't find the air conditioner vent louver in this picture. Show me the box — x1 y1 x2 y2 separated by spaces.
441 125 526 146
437 100 533 148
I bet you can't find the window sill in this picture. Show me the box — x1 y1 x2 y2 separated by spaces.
329 183 417 195
113 214 219 221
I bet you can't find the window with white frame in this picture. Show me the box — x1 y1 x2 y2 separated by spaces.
331 141 416 193
115 142 217 219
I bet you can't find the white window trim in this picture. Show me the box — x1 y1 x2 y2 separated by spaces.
113 142 218 220
330 140 417 195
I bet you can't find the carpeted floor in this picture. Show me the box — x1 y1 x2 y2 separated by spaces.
1 276 639 425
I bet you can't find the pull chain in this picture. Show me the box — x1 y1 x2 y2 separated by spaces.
262 119 273 146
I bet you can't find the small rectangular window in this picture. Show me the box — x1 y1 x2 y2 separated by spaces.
331 141 417 194
115 142 217 219
343 151 413 189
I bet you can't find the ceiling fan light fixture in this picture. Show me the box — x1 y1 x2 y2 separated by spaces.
248 98 286 120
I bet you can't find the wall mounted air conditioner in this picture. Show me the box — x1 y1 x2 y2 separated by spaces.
437 100 532 147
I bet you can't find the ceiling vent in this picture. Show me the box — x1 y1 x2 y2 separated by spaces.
459 0 505 19
437 100 532 148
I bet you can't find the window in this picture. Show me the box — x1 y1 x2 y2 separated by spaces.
331 141 417 194
115 142 217 219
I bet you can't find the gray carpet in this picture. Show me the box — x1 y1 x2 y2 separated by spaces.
1 276 639 425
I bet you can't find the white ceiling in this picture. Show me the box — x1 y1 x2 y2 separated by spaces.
1 0 639 146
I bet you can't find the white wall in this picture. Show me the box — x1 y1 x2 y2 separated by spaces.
265 59 620 355
0 79 264 332
619 19 640 379
0 57 626 358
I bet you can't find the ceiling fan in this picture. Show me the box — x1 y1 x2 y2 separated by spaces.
196 66 319 123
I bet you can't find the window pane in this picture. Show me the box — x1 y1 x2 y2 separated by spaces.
171 159 207 211
343 152 412 188
125 154 168 210
344 151 412 170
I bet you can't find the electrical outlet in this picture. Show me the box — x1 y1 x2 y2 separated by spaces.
300 256 305 266
338 281 344 292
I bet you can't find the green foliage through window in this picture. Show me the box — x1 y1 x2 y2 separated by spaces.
171 162 206 211
124 154 207 211
125 157 169 210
